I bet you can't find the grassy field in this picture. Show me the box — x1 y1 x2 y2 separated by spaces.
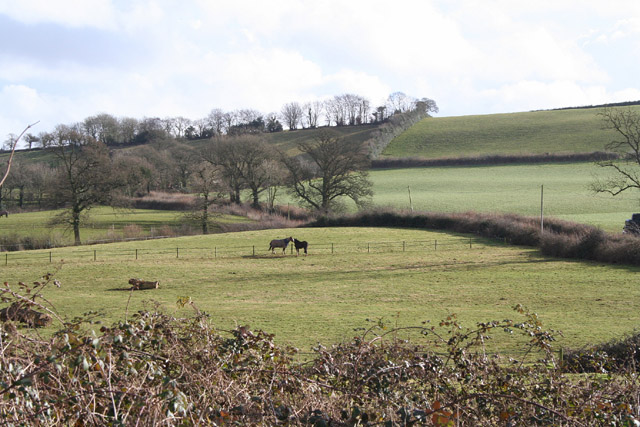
367 163 639 232
0 206 250 247
2 227 639 355
382 107 640 159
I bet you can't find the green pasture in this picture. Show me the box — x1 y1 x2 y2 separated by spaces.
0 206 250 247
367 163 640 232
382 107 640 159
2 227 639 356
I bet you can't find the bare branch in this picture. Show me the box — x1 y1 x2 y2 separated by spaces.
0 121 39 188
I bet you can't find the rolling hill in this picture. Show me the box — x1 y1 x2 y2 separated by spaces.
381 106 640 159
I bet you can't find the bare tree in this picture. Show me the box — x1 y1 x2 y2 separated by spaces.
207 108 227 135
186 161 223 234
0 121 39 189
386 92 417 115
201 138 245 203
83 113 119 145
118 117 139 145
48 127 126 245
236 136 277 208
281 102 303 130
592 107 640 196
282 129 373 212
303 101 323 129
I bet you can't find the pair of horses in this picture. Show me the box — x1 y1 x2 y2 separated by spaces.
268 236 308 256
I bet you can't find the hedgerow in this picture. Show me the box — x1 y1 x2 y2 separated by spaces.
0 273 638 425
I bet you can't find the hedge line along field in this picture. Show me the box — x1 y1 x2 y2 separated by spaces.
381 107 637 159
2 227 639 356
369 163 639 232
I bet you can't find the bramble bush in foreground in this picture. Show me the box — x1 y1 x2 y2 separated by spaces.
0 274 638 426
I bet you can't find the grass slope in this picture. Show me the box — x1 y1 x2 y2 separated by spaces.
2 227 639 355
382 107 640 159
368 164 639 232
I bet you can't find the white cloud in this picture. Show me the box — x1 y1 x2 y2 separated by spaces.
1 0 640 137
0 0 117 29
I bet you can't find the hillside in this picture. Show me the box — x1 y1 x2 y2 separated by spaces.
382 106 640 159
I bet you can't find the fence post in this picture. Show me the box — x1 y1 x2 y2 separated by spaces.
435 240 437 251
94 250 96 261
331 243 334 254
5 253 7 265
214 247 217 258
367 243 370 253
469 239 472 249
50 251 52 263
136 249 138 260
176 247 179 258
253 245 255 256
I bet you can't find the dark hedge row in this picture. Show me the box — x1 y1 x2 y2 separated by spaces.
372 151 619 169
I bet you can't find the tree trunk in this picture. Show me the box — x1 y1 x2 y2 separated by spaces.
72 209 81 245
202 193 209 235
251 187 260 209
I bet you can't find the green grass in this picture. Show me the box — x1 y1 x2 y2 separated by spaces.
367 163 639 232
0 206 250 247
2 227 639 355
382 107 639 158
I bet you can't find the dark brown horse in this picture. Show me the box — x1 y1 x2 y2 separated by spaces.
0 210 7 218
293 238 308 256
269 237 293 254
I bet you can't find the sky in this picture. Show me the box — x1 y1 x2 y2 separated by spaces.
1 0 639 145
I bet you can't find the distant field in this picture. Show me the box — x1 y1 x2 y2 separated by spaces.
2 227 639 355
0 206 250 247
382 107 640 159
368 163 639 232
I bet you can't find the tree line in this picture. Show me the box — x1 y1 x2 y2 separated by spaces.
3 92 437 149
0 92 438 245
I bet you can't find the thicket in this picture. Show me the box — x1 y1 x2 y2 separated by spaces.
310 209 640 266
0 275 638 425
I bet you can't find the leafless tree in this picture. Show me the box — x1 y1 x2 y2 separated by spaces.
281 102 303 130
386 91 416 115
592 107 640 196
281 129 373 212
302 101 323 128
118 117 139 145
236 135 277 208
0 121 39 189
186 161 223 234
207 108 227 135
83 113 119 145
201 138 245 203
48 129 127 245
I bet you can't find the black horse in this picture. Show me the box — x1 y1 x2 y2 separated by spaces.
293 238 308 256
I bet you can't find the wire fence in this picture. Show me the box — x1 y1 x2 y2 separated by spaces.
1 237 485 266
